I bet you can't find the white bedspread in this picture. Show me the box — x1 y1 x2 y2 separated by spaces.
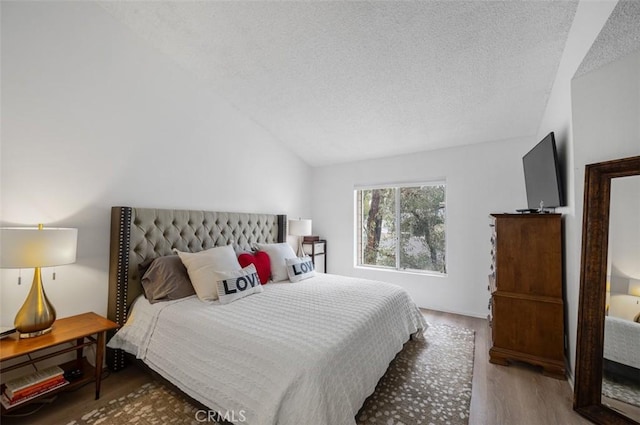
604 315 640 369
108 273 426 425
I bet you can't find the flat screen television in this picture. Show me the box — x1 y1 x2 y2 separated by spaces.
522 132 564 211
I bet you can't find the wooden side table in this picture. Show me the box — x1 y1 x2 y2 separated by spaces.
0 312 118 413
302 239 327 273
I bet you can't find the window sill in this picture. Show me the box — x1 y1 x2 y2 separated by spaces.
354 265 447 278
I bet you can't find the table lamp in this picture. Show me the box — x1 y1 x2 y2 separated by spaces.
1 224 77 338
288 219 312 257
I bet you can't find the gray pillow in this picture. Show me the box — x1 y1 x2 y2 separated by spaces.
140 255 195 303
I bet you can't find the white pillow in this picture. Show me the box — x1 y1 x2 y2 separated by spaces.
286 257 315 282
215 264 264 304
174 245 241 301
254 243 297 282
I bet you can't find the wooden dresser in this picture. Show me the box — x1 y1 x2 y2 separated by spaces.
488 213 565 379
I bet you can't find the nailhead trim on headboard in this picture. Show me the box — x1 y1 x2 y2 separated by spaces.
107 206 132 372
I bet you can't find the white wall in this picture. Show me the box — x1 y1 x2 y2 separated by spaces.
312 138 530 317
572 48 640 178
536 0 618 209
565 48 640 378
0 2 312 326
531 0 619 380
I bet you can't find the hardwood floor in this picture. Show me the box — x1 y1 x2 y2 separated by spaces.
422 309 591 425
1 364 150 425
2 310 598 424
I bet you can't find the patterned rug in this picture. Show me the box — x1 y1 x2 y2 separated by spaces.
357 324 475 424
603 373 640 408
68 324 475 425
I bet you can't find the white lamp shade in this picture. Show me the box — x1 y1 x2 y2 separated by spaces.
629 279 640 297
1 227 78 268
288 219 312 236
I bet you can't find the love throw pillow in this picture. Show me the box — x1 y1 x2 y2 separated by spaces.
215 264 264 304
238 251 271 284
285 257 315 282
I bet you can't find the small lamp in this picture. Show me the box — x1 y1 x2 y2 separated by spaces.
628 278 640 297
1 224 77 338
288 219 312 257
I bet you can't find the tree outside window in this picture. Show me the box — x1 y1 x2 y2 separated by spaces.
357 183 446 274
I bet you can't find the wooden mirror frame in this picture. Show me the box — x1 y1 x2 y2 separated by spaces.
574 155 640 424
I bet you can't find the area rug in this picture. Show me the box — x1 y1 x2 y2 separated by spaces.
603 373 640 409
67 324 475 425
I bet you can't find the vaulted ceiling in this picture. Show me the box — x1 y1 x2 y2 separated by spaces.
100 1 582 166
576 0 640 78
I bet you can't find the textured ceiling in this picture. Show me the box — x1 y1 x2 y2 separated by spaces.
100 1 578 167
575 0 640 78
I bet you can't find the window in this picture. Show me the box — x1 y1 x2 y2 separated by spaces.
356 183 446 274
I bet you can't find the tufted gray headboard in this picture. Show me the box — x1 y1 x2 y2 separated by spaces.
107 206 286 371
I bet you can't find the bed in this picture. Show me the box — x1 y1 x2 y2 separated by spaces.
604 316 640 372
106 206 427 425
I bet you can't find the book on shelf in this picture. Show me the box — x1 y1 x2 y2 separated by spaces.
5 375 67 400
3 365 64 395
1 379 69 409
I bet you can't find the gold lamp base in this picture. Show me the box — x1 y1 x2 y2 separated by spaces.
14 267 56 339
19 327 53 339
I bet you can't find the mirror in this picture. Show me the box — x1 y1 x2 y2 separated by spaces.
574 155 640 424
602 175 640 420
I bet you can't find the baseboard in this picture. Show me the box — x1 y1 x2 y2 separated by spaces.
418 306 488 320
566 365 575 389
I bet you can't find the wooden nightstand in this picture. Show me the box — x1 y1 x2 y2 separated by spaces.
0 312 118 413
302 239 327 273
